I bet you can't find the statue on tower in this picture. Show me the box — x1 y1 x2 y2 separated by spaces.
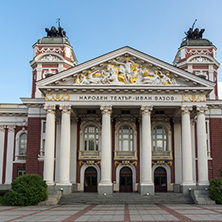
185 19 205 39
45 19 66 37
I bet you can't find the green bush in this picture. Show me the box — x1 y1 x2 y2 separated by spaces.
0 190 9 196
3 174 47 206
209 178 222 204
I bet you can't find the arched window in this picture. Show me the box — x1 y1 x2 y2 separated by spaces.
19 133 27 155
84 125 99 151
153 125 167 151
118 125 134 151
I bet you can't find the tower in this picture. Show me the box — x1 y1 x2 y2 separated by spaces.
30 25 77 98
173 24 220 99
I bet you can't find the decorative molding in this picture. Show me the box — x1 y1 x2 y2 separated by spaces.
100 105 112 115
182 94 206 102
114 160 137 167
190 56 212 63
79 160 101 167
46 93 70 101
37 47 65 54
141 105 153 115
152 160 172 166
80 114 101 123
44 104 56 114
186 49 213 56
115 114 136 123
40 54 62 62
196 105 208 115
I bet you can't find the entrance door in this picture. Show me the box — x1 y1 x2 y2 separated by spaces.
120 167 132 192
84 167 97 192
154 167 167 192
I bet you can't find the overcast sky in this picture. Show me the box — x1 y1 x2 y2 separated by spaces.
1 0 222 103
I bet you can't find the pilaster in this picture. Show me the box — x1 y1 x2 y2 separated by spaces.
181 106 196 194
196 105 209 186
0 126 6 184
43 105 56 186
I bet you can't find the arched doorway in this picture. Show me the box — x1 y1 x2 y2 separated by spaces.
154 167 167 192
84 167 97 192
120 167 132 192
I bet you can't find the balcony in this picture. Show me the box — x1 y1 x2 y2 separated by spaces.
114 151 137 161
152 151 173 160
15 155 26 161
78 151 101 160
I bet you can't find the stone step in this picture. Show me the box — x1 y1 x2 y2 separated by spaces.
59 192 194 205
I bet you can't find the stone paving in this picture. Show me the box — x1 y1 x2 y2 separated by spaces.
0 204 222 222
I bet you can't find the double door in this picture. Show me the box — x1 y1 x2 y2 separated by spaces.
120 167 132 192
84 167 97 192
154 167 167 192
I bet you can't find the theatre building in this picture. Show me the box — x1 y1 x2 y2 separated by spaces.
0 25 222 196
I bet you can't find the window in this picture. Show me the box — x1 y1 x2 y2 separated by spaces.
84 125 99 151
19 133 27 155
118 125 134 151
40 120 46 156
18 167 26 177
153 125 167 151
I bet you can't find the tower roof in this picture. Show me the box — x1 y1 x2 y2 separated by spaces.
37 37 71 46
180 38 214 48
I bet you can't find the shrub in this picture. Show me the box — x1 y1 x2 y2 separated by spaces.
209 178 222 204
0 190 9 196
3 174 47 206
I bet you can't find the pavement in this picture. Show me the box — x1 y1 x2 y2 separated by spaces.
0 204 222 222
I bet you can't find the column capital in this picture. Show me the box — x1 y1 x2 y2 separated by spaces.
60 105 71 114
141 106 153 115
181 105 192 115
173 118 181 124
0 125 6 132
71 117 78 124
44 104 56 114
196 105 208 115
100 105 112 115
7 125 16 132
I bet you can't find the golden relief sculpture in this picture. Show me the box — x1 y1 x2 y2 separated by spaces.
182 94 206 102
74 57 177 85
46 93 70 101
79 160 101 166
114 160 138 167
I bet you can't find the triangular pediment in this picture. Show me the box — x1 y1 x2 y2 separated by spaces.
37 46 215 90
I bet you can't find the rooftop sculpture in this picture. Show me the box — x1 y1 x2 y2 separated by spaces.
45 19 66 37
184 19 205 39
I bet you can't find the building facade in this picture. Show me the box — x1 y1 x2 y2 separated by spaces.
0 26 222 196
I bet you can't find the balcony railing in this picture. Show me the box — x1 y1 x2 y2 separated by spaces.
15 155 26 161
152 151 173 160
78 151 101 160
114 151 137 160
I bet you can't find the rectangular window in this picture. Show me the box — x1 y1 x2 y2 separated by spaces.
206 120 211 158
18 167 26 177
40 120 46 156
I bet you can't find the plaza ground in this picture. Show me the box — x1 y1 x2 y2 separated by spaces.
0 204 222 222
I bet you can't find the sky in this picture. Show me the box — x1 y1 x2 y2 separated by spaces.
1 0 222 103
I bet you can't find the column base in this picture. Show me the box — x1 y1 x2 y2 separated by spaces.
55 183 72 195
98 183 113 196
180 184 196 195
140 183 154 196
197 182 209 187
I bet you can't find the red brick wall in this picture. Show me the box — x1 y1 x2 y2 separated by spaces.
209 118 222 178
26 117 45 177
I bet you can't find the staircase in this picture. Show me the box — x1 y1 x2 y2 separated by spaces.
59 192 194 205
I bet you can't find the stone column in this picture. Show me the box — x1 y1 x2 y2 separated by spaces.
181 106 195 194
5 125 16 184
173 119 182 192
43 105 56 186
0 126 6 184
140 106 154 195
57 105 72 194
98 105 113 195
55 121 61 183
196 106 209 186
70 118 78 191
